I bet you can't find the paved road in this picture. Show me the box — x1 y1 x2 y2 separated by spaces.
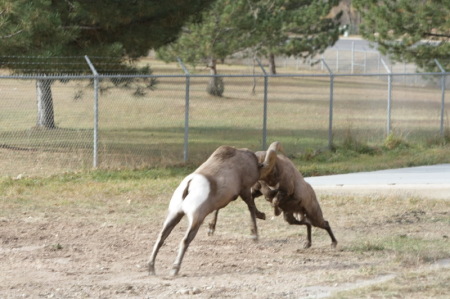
306 164 450 186
305 164 450 200
332 37 376 51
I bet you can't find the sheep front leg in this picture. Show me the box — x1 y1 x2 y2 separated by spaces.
241 189 262 241
208 209 219 236
208 205 265 238
255 207 266 220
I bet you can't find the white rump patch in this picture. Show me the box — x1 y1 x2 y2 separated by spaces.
181 174 211 215
168 174 210 215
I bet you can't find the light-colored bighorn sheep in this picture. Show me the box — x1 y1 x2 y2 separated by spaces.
253 142 337 248
147 145 275 276
206 143 281 237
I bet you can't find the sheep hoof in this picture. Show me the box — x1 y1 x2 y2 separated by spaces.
303 242 312 249
148 264 156 275
170 266 180 276
256 211 266 220
274 207 282 216
331 241 338 248
207 228 215 236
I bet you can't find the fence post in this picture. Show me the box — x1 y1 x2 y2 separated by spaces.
377 52 381 73
177 58 190 162
256 58 268 150
322 59 334 149
336 49 339 73
363 51 367 73
435 59 447 136
381 58 392 136
351 41 355 74
84 55 99 168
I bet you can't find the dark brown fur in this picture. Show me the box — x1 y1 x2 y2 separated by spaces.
253 142 337 249
182 180 191 200
254 181 337 249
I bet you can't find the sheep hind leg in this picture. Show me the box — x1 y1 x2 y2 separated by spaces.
308 218 338 248
323 220 338 248
283 212 312 249
148 212 184 275
304 222 312 249
171 221 202 276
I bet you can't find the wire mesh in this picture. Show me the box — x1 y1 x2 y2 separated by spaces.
0 55 448 177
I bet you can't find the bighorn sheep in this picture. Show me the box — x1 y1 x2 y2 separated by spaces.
253 142 338 249
206 143 280 237
147 145 275 276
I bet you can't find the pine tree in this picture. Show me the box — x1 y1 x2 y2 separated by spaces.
158 0 257 96
353 0 450 71
0 0 215 128
249 0 342 74
157 0 341 96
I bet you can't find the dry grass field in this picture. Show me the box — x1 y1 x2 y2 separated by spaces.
0 171 449 298
1 59 449 298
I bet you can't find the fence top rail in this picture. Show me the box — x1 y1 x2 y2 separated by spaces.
0 71 449 81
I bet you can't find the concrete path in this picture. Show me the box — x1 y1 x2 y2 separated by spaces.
305 164 450 200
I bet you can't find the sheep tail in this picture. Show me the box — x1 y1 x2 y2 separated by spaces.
182 179 192 200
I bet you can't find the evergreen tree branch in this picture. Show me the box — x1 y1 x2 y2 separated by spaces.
423 32 450 39
0 29 23 39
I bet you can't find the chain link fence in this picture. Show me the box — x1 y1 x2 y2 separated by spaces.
1 55 448 177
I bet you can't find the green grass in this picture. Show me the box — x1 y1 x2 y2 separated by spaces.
1 135 449 178
292 142 450 177
1 139 448 197
345 235 449 265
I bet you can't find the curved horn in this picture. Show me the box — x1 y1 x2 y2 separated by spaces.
259 141 282 179
268 141 285 155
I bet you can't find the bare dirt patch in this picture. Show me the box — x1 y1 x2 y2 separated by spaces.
1 188 449 298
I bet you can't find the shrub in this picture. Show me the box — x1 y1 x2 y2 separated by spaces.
384 132 409 150
339 128 379 155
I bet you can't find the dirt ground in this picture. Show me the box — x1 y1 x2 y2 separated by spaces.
1 187 449 299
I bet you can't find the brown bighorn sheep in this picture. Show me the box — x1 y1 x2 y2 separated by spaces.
253 142 337 249
253 180 337 248
147 145 275 276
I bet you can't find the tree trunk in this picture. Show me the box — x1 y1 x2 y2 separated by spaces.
36 78 56 129
269 53 277 75
206 58 224 97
